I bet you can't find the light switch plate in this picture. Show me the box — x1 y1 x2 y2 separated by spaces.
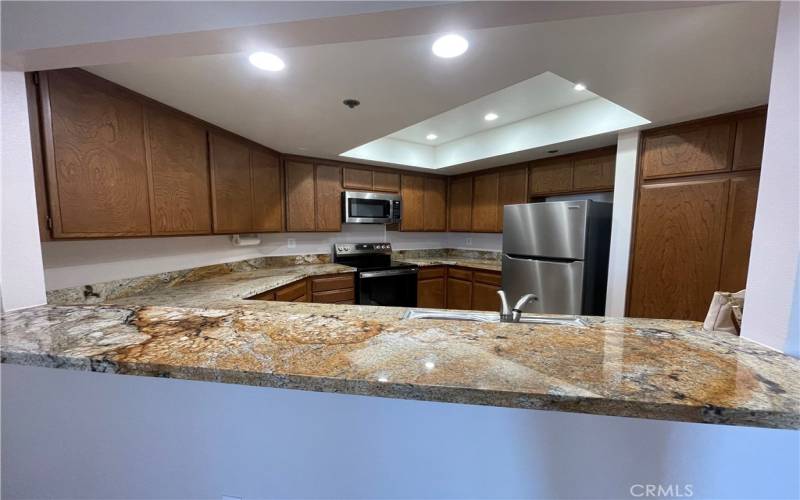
465 238 473 246
287 238 296 248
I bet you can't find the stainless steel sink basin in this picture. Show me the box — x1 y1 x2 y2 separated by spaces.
401 309 587 327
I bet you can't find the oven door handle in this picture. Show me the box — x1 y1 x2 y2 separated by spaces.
359 268 418 279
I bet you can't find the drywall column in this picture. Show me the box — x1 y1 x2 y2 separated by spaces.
605 130 639 317
0 71 47 312
741 1 800 356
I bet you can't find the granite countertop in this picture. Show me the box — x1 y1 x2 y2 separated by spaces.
2 300 799 429
400 258 502 272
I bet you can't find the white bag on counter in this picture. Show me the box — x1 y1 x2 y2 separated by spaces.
703 290 745 335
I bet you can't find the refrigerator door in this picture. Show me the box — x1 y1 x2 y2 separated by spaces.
503 201 588 260
501 255 584 314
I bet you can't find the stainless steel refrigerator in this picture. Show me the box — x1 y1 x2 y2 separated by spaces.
502 200 612 315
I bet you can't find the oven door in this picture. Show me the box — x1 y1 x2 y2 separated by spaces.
343 192 397 223
358 268 418 307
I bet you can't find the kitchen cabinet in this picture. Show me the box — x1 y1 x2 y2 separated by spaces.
423 176 447 231
311 273 355 304
275 280 309 302
373 171 400 192
719 174 759 292
42 68 152 237
628 178 730 321
251 149 283 232
417 266 446 309
315 164 342 231
400 174 425 231
472 172 500 232
530 159 573 196
446 275 473 310
146 108 211 235
641 121 733 179
343 167 373 190
497 167 528 231
573 151 615 192
448 176 473 232
210 133 253 233
285 160 316 231
733 113 766 171
472 271 502 311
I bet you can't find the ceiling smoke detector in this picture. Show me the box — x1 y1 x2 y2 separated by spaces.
343 99 361 109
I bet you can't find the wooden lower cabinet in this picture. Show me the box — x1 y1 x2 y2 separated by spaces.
446 277 473 310
274 280 309 302
417 266 446 308
472 282 500 312
247 273 355 305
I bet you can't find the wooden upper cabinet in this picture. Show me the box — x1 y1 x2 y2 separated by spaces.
285 160 316 231
343 167 373 190
641 121 733 179
719 174 760 292
43 69 151 237
498 167 528 231
210 133 253 233
373 171 400 192
733 113 767 171
400 174 424 231
251 149 283 232
315 164 342 231
472 172 500 232
448 176 473 232
146 108 210 235
628 178 730 321
573 152 615 191
530 159 573 196
423 176 447 231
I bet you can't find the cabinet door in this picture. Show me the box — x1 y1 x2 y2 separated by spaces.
401 174 424 231
472 282 501 312
343 167 373 190
251 149 283 232
44 69 151 237
719 174 759 292
315 164 342 231
423 176 447 231
373 171 400 192
530 160 573 196
418 278 446 309
210 133 252 233
472 172 500 232
573 152 615 191
733 114 766 171
146 109 210 235
641 122 732 179
498 167 528 231
285 161 316 231
448 176 473 232
446 278 472 310
628 178 729 321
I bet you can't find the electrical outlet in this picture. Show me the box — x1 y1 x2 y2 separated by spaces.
465 238 473 246
287 238 296 249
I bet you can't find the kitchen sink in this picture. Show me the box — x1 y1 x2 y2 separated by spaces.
401 309 587 327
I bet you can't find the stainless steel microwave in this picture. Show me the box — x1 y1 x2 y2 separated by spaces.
342 191 401 224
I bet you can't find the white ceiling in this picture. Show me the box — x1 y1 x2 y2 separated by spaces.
84 1 778 173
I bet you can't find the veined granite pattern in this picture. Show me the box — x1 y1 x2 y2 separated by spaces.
395 248 502 271
2 303 798 429
46 253 334 305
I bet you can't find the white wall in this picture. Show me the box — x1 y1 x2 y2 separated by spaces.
2 364 798 500
42 225 453 291
605 130 639 316
0 71 47 311
741 1 800 355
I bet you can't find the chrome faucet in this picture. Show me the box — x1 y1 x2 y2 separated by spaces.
497 290 538 323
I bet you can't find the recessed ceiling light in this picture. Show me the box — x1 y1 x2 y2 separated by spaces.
484 112 499 121
426 133 438 141
249 52 285 71
574 82 587 91
432 34 469 58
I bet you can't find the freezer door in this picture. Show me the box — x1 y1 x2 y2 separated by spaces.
501 255 584 314
503 201 588 260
